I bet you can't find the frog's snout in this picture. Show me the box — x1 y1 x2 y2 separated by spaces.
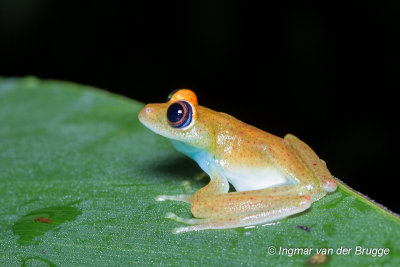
143 106 154 115
139 103 167 129
138 104 153 124
139 102 178 137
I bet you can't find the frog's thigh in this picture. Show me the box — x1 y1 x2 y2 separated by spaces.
179 194 311 233
284 134 337 192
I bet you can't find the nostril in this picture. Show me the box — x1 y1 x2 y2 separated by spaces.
146 107 153 114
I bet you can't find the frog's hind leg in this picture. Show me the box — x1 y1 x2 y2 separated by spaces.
162 172 312 233
169 193 311 233
284 134 337 192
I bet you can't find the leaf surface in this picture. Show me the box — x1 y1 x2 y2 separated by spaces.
0 77 399 266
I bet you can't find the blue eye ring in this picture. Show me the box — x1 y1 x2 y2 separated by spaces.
167 101 192 128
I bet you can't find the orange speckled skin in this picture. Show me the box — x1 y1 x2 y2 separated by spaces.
139 89 337 233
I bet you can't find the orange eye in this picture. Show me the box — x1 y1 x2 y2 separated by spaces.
167 89 198 105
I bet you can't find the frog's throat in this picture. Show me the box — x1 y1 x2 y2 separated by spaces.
169 140 213 175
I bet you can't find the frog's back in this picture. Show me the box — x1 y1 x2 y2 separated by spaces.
207 110 283 167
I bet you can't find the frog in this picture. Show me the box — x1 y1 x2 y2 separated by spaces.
138 89 337 233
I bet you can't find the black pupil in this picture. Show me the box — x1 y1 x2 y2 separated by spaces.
167 102 185 124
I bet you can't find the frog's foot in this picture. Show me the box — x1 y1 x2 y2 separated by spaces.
284 134 337 193
165 212 220 233
169 194 311 233
156 194 193 204
180 180 193 193
165 212 202 224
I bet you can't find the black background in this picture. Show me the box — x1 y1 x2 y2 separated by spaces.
1 1 399 213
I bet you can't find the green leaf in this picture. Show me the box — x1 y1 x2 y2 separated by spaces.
1 77 399 266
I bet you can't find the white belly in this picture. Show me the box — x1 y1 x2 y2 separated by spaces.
224 167 294 192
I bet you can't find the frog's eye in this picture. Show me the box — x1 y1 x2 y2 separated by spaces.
167 101 193 128
166 89 198 104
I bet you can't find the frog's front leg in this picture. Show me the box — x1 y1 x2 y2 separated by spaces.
155 168 229 205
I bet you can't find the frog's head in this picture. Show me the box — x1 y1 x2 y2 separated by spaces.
139 89 212 149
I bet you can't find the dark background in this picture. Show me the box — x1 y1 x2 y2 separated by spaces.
1 1 399 213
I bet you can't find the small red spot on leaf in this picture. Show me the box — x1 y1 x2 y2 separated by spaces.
34 217 51 224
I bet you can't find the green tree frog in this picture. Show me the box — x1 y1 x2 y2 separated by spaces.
139 89 337 233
